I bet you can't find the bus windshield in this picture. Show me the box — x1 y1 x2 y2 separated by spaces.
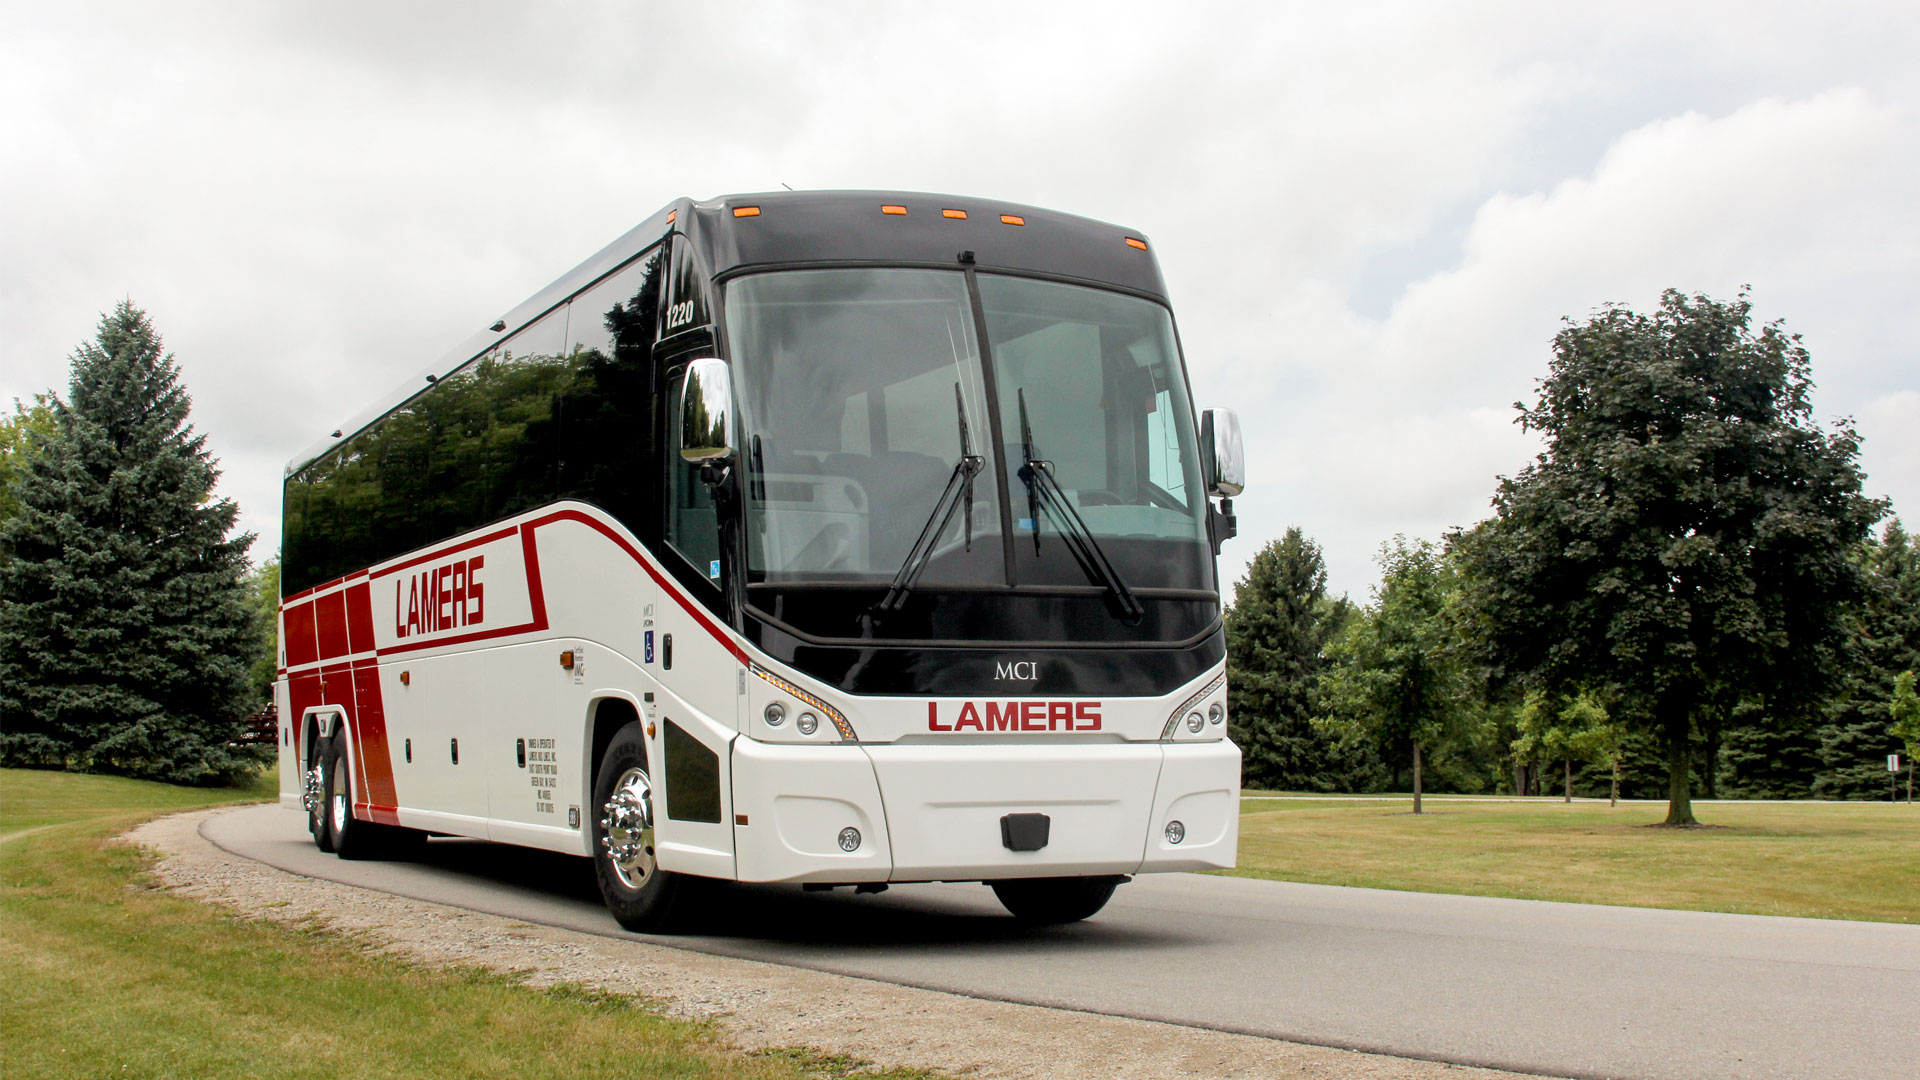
727 268 1213 595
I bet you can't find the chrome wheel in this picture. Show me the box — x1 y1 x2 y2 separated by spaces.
599 767 656 890
302 762 324 814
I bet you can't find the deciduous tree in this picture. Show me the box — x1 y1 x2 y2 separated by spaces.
1455 290 1882 825
1890 671 1919 803
0 395 56 555
1318 537 1469 813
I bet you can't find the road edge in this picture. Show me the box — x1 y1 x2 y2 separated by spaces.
126 806 1550 1080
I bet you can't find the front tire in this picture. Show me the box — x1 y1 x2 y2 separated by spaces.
591 724 683 932
990 875 1124 924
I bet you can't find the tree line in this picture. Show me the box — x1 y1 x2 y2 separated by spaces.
5 292 1916 806
1228 291 1920 821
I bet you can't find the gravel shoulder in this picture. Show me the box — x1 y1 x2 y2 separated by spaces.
128 808 1545 1080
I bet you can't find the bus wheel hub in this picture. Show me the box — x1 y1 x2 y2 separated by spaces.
302 763 324 813
599 768 655 887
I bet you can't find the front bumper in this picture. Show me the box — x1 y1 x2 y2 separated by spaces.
729 737 1239 883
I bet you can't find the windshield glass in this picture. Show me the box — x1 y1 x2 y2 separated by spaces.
726 268 1213 595
979 274 1213 591
727 269 1004 586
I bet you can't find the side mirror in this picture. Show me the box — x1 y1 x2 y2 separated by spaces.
678 358 735 464
1200 408 1245 498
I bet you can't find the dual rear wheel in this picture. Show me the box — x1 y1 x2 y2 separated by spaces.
306 729 424 860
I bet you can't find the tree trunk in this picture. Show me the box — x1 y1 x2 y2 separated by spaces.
1564 757 1573 802
1610 754 1620 808
1908 761 1913 804
1703 722 1720 800
1513 762 1526 797
1413 740 1424 815
1663 710 1697 825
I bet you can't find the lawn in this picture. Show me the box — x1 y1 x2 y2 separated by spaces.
0 767 933 1080
1229 794 1920 923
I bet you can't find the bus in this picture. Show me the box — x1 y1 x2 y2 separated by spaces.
275 190 1246 929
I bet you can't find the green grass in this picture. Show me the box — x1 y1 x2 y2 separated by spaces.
1230 794 1920 923
0 767 936 1080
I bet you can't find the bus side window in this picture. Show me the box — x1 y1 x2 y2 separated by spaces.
665 366 722 587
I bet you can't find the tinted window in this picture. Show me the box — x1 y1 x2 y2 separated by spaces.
283 247 663 593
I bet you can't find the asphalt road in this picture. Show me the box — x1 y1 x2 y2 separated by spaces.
206 804 1920 1080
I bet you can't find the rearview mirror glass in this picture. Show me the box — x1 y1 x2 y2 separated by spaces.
678 358 735 463
1201 408 1244 497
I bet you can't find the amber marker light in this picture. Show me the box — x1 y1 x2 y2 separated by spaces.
559 650 575 669
1000 214 1026 226
881 204 908 215
1125 237 1148 250
942 209 967 219
666 209 677 223
399 671 410 686
733 206 761 217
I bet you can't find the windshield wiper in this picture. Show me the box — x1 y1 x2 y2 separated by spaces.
874 383 983 618
1017 390 1144 624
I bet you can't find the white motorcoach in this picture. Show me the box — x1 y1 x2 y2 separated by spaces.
277 191 1247 929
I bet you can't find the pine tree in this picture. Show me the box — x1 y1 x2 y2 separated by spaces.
0 302 266 784
1225 528 1352 791
1812 521 1920 798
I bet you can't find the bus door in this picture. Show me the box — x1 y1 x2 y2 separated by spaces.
648 348 741 879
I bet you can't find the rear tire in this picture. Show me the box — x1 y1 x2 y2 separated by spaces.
306 732 335 853
325 734 379 860
990 875 1124 924
591 723 683 932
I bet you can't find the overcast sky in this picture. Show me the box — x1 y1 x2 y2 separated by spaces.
4 1 1916 601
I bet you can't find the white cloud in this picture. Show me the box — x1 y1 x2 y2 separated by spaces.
2 3 1915 602
1216 88 1918 595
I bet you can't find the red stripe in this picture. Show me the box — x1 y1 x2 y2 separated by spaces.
289 507 748 667
523 508 749 665
350 657 399 813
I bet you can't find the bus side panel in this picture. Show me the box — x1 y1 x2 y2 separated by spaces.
520 511 741 872
647 679 737 880
480 639 603 852
381 649 489 836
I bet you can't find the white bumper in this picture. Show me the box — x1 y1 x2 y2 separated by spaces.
730 736 1239 883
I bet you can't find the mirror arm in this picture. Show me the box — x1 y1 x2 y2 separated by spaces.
1207 496 1237 555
